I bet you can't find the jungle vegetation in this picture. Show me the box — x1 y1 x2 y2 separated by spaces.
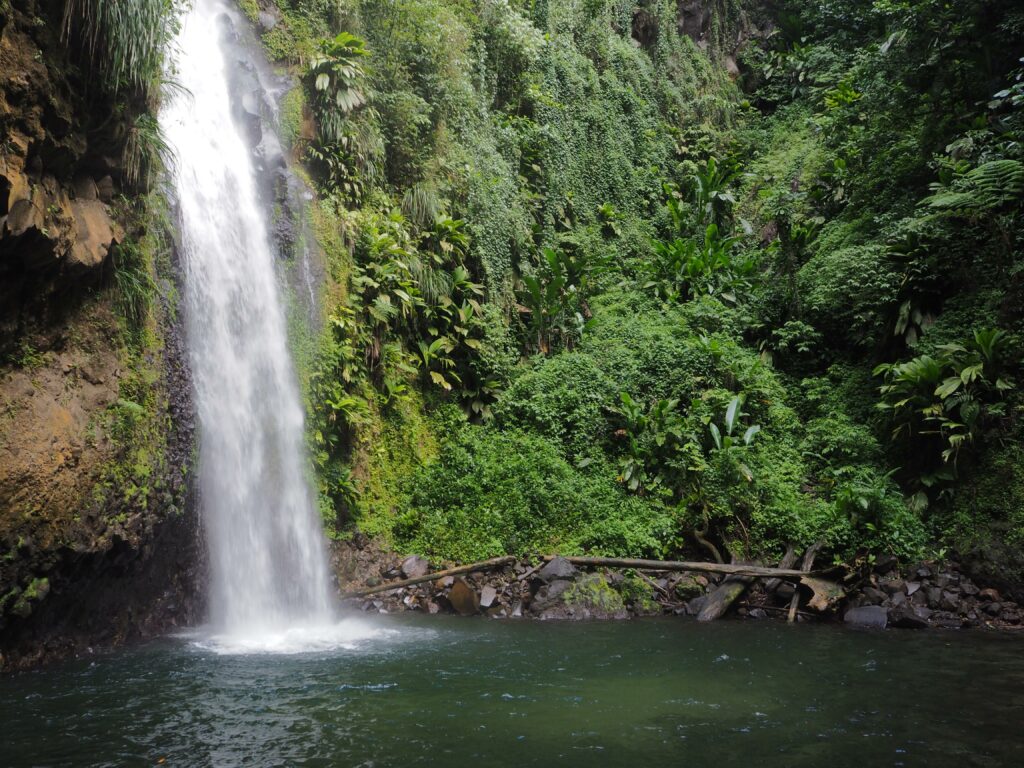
248 0 1024 571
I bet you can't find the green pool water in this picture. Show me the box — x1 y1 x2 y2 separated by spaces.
2 616 1022 767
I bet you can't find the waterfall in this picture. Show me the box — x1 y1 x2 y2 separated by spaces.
161 0 334 640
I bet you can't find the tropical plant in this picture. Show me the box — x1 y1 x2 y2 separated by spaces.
686 157 738 230
516 246 605 354
309 32 369 142
62 0 179 98
643 224 754 305
875 329 1018 501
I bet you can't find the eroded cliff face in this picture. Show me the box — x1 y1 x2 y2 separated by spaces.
0 0 128 343
0 0 201 670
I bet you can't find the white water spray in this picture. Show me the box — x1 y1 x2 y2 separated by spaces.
162 0 336 643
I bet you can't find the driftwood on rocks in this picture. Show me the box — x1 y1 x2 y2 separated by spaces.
341 556 516 598
543 554 845 619
542 555 810 579
698 575 753 622
763 544 798 593
789 541 824 623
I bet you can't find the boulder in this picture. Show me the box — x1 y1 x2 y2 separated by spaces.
400 555 429 579
537 556 575 583
448 578 479 615
530 579 573 613
888 604 930 629
844 605 888 629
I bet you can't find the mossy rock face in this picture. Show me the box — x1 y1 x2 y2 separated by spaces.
563 573 629 619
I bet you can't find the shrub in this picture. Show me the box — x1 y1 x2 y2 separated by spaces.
393 428 673 561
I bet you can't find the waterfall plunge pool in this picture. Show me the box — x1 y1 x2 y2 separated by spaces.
2 617 1022 767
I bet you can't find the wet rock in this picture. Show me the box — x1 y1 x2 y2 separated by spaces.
449 578 479 616
844 605 888 629
940 591 960 612
530 579 573 613
748 608 768 620
926 587 943 608
888 604 930 629
400 555 429 579
685 595 707 616
776 582 796 600
537 557 576 583
916 565 933 579
427 601 440 615
929 612 964 630
479 585 497 609
960 581 979 597
983 602 1002 616
905 581 921 596
890 591 908 609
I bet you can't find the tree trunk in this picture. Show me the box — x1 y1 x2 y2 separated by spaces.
341 556 516 598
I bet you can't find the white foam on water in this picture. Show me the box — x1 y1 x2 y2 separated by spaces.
191 619 400 656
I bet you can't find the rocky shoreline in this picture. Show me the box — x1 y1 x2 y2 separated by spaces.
332 539 1024 631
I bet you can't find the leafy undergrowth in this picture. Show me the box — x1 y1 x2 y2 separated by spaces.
246 0 1024 570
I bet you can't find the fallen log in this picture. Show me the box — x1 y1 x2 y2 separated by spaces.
341 556 516 598
541 555 810 579
789 541 824 623
543 554 844 616
698 575 752 622
763 544 798 593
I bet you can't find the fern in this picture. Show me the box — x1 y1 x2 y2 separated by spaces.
923 159 1024 214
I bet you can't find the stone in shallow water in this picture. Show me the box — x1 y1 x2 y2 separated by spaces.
844 605 888 629
888 605 930 629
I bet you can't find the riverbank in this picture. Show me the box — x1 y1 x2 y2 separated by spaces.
332 537 1024 631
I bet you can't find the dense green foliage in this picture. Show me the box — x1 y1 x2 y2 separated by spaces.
259 0 1023 567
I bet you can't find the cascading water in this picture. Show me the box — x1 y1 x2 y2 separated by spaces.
161 0 339 647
